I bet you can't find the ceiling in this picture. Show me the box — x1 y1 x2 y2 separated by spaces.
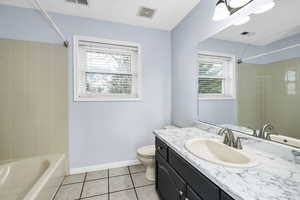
214 0 300 46
0 0 200 31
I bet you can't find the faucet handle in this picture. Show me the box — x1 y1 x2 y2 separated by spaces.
217 128 226 136
234 136 248 150
222 129 235 147
223 133 229 145
234 137 243 150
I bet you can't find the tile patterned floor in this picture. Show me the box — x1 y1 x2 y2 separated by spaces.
53 164 159 200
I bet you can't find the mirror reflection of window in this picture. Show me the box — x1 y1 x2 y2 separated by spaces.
285 70 297 95
198 53 236 99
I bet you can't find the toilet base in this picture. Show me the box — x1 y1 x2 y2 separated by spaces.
145 164 155 181
137 145 156 182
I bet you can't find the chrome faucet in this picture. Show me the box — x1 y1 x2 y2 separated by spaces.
266 132 278 140
223 129 235 147
218 128 245 149
259 123 274 139
246 126 258 137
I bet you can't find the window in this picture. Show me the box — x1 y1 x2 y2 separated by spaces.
198 52 236 99
74 36 141 101
285 70 296 95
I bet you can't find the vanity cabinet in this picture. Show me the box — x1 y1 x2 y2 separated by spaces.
155 137 235 200
156 153 185 200
186 186 203 200
221 191 235 200
155 137 168 160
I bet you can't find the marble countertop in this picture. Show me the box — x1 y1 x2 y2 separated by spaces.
154 127 300 200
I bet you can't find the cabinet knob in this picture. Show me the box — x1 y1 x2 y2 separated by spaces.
178 190 183 196
185 198 189 200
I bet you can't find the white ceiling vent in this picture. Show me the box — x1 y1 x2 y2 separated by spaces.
66 0 88 6
137 7 156 19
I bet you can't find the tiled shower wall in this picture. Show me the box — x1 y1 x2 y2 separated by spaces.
0 39 68 161
238 57 300 139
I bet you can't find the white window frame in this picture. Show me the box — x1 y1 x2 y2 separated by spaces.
198 51 237 100
73 36 142 102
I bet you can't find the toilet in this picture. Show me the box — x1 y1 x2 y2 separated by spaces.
137 145 156 181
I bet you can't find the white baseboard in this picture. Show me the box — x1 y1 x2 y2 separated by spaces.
69 159 141 175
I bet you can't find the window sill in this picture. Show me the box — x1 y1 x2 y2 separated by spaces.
74 96 142 102
198 96 236 101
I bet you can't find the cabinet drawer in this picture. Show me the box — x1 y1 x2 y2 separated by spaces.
155 137 168 160
156 153 186 200
169 148 219 200
221 191 235 200
186 186 203 200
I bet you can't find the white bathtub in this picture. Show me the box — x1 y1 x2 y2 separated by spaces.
0 154 66 200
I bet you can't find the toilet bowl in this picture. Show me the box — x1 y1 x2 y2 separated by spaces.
137 145 156 181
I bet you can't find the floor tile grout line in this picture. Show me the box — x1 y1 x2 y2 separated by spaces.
108 169 110 200
130 171 146 175
128 166 139 200
73 165 146 200
79 173 87 199
128 165 146 175
135 183 155 189
85 176 109 183
79 192 109 200
108 173 130 178
110 187 135 194
61 181 85 186
80 187 137 200
51 178 64 200
64 172 132 185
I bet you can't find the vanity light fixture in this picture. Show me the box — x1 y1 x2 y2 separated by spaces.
213 0 275 23
212 0 231 21
252 0 275 14
213 0 253 21
228 0 252 8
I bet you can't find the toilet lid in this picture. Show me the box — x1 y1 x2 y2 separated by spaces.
137 145 155 158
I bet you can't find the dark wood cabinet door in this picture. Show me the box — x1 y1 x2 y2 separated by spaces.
169 148 219 200
186 186 203 200
155 137 168 160
156 153 185 200
221 191 235 200
155 137 236 200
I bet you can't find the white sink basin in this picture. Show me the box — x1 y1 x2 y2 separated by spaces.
185 138 257 168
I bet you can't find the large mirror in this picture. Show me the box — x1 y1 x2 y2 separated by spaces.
197 0 300 148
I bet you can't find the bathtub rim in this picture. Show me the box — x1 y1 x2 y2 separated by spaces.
23 154 66 200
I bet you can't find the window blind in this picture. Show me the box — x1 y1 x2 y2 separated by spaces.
198 53 235 98
198 61 225 95
77 40 139 98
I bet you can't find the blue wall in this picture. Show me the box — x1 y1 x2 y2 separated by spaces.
0 5 171 169
171 0 234 127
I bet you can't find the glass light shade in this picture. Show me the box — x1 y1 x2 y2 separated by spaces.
228 0 252 8
253 0 275 14
213 1 230 21
233 16 250 26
